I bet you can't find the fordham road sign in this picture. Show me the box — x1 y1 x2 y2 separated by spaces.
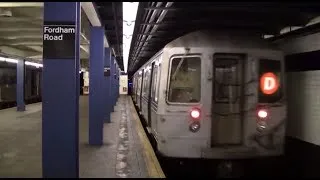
43 21 76 59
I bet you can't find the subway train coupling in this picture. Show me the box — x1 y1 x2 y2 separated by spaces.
131 29 287 177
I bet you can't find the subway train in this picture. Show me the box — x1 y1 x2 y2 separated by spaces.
132 30 287 161
0 58 42 110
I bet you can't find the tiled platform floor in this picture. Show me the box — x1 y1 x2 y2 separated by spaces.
0 96 154 178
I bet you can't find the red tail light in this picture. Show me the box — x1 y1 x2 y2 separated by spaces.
257 109 268 119
256 106 269 131
189 107 201 133
256 105 269 121
190 108 201 120
256 108 268 131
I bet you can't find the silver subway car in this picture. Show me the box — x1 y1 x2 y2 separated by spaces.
132 30 287 159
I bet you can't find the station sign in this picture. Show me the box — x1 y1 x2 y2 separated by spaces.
43 21 76 59
104 67 111 77
260 72 279 95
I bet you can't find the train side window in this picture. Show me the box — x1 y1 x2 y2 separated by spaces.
213 54 242 104
155 62 161 102
142 66 151 98
142 73 145 97
168 56 201 103
258 59 283 103
135 77 138 95
136 77 139 95
151 62 158 102
142 70 146 97
137 75 142 96
133 77 137 95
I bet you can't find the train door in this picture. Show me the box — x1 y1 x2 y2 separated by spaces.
211 53 246 147
147 62 155 127
151 59 161 133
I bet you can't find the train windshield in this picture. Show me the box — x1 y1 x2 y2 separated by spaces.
168 56 201 103
258 59 283 103
213 55 242 104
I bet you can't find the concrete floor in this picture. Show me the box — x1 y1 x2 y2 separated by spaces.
0 96 148 178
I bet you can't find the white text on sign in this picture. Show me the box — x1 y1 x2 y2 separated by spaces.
260 72 279 95
43 26 75 41
263 77 276 91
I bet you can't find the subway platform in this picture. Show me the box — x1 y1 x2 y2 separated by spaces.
0 95 164 178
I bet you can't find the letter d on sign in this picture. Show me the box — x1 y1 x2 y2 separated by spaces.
264 77 275 91
260 72 279 95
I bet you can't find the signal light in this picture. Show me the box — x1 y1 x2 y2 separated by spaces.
257 109 268 119
189 107 201 133
190 108 201 120
260 72 279 95
256 106 269 131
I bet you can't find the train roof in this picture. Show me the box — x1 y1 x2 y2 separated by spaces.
164 29 279 50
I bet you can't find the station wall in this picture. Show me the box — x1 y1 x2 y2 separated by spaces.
276 32 320 145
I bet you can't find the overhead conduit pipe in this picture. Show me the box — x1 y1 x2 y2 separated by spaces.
132 2 161 52
131 2 174 72
129 2 156 67
129 2 162 70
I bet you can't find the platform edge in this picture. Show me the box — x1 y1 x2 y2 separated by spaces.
129 97 165 178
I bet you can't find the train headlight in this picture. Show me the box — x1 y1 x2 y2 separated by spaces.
189 107 201 120
257 109 268 119
256 106 270 121
256 106 269 131
189 121 200 133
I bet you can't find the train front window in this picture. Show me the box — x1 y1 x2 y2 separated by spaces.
258 59 283 103
168 56 201 103
213 55 241 104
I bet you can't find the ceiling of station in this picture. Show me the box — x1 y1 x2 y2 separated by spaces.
0 2 92 68
95 2 123 70
127 2 320 76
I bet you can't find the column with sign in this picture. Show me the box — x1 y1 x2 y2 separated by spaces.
42 2 80 178
104 48 111 123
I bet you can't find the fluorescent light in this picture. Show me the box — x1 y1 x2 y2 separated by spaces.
279 26 303 35
122 2 139 73
6 58 18 63
0 56 43 68
112 48 116 57
80 45 89 54
81 2 109 48
306 16 320 26
80 33 89 43
25 61 43 68
263 35 274 39
79 68 86 73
